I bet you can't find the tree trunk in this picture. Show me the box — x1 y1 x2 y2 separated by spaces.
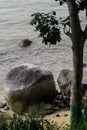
70 43 84 124
67 0 85 124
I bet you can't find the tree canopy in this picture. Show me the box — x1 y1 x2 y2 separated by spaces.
31 0 87 46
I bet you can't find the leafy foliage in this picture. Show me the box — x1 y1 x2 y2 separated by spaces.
54 0 87 8
61 16 71 34
55 0 87 15
55 0 66 5
1 114 87 130
0 114 59 130
76 0 87 11
30 0 87 45
31 11 61 45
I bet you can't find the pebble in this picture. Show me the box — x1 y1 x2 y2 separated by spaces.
56 114 60 117
64 114 68 117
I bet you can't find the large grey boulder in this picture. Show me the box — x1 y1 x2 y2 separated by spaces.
57 69 73 96
4 64 57 113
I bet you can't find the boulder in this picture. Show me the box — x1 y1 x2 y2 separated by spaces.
57 69 73 96
57 69 87 97
4 64 57 113
19 39 32 47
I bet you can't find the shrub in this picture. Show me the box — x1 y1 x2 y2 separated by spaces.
0 114 87 130
0 114 59 130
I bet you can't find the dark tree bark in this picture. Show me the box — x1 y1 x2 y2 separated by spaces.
71 42 84 124
67 0 85 124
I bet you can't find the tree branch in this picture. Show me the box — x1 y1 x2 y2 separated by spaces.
84 25 87 41
63 26 72 39
67 0 82 43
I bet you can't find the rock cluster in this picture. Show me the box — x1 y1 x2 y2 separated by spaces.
52 92 70 111
2 68 87 115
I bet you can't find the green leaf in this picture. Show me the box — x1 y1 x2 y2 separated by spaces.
31 12 61 45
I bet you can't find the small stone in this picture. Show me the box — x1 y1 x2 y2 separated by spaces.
54 107 60 111
19 39 32 47
56 94 63 100
55 100 62 104
63 96 70 108
56 114 60 117
3 106 10 110
64 114 68 117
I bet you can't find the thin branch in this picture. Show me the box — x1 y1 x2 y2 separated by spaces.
86 2 87 19
67 0 82 40
84 24 87 41
63 26 72 40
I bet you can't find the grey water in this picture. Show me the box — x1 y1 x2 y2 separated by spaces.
0 0 87 101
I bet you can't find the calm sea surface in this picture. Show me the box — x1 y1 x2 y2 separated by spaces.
0 0 87 100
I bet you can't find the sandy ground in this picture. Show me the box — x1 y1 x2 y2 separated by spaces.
45 110 70 126
0 108 70 126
